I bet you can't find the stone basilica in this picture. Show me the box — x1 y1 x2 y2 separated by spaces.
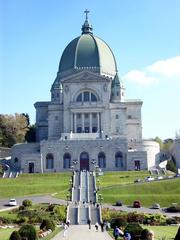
11 12 159 173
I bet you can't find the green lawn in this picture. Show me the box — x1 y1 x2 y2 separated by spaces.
0 172 71 199
109 225 178 239
0 228 19 240
97 171 180 207
145 225 178 239
0 226 62 240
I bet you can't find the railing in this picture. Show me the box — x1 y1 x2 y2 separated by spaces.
87 172 90 203
66 205 70 222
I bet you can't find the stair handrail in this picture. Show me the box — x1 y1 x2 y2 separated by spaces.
80 171 82 202
88 205 91 222
93 172 98 202
87 171 90 203
66 205 70 222
98 205 103 224
77 205 80 224
73 171 76 187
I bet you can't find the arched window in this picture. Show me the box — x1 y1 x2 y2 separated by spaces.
98 152 106 168
77 93 82 102
14 157 18 163
46 153 54 169
115 152 123 168
91 93 97 102
63 153 71 169
76 91 97 103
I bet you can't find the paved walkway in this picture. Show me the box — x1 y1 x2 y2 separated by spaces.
52 225 113 240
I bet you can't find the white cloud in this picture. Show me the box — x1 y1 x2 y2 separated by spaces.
122 55 180 85
122 70 157 85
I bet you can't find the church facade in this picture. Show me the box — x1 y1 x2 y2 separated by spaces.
11 13 159 173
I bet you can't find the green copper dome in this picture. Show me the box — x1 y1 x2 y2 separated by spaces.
58 15 117 78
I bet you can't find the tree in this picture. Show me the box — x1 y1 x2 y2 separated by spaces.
163 138 173 151
154 137 164 150
25 124 36 142
0 113 29 147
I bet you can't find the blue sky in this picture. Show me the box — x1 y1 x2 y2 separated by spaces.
0 0 180 140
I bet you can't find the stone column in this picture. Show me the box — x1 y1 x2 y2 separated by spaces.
71 113 73 132
82 113 84 132
97 113 100 132
90 113 92 133
74 113 77 133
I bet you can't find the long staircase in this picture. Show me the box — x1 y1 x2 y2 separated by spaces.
67 171 102 225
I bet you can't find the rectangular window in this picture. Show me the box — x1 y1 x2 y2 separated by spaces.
128 115 132 119
84 113 89 118
85 127 90 133
92 126 97 132
115 114 119 119
77 113 81 119
77 127 82 133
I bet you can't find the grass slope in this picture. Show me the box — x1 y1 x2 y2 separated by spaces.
109 225 178 239
0 172 71 199
98 171 180 207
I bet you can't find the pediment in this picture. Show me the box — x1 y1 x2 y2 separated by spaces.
60 70 112 83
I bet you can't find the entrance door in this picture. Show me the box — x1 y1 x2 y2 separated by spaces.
29 162 34 173
134 160 140 170
80 152 89 171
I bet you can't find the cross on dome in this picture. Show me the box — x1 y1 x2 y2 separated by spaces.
84 9 90 20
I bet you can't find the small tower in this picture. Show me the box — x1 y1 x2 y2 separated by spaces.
111 73 125 102
51 75 62 103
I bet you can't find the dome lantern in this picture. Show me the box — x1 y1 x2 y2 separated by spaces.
81 9 93 34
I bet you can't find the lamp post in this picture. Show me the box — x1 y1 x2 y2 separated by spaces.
97 179 100 191
69 179 72 189
72 159 78 172
66 193 70 206
91 159 96 172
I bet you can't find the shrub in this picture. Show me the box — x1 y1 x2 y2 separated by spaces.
47 204 56 212
0 216 12 224
127 212 144 224
166 218 178 225
19 224 37 240
16 216 29 224
110 217 127 229
9 230 21 240
40 219 55 231
140 229 149 240
19 205 26 211
124 223 143 239
54 205 66 221
22 199 32 207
